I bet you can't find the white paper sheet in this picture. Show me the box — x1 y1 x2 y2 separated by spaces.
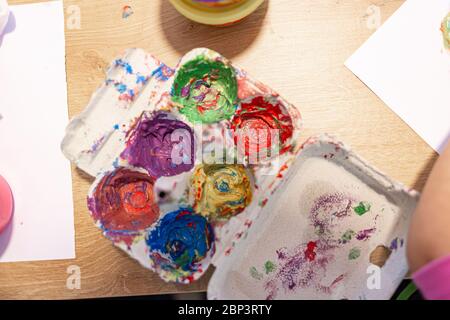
0 0 75 262
346 0 450 154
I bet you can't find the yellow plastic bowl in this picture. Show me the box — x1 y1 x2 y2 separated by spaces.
169 0 265 26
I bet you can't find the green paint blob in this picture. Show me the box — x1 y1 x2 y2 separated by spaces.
353 201 371 216
348 247 361 260
341 229 355 244
172 55 238 124
264 260 277 274
249 266 263 280
442 13 450 49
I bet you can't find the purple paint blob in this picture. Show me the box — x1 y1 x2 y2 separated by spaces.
121 112 195 178
389 238 400 251
356 228 376 241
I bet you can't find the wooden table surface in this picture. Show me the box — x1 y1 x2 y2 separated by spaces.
0 0 437 299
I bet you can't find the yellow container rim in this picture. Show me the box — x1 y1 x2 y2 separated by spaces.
169 0 265 25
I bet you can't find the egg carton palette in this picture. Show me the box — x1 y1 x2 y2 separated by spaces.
62 48 303 283
208 135 419 300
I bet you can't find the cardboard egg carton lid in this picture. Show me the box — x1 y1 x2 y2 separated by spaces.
208 134 419 300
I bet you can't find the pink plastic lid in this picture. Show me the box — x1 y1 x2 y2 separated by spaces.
0 175 13 234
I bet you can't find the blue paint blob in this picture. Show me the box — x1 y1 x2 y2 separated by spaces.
136 74 147 84
115 83 127 94
146 208 214 272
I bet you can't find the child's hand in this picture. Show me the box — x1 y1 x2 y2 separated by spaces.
408 138 450 273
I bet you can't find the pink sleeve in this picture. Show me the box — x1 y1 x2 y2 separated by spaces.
413 254 450 300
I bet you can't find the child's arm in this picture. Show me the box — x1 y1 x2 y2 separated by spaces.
407 140 450 273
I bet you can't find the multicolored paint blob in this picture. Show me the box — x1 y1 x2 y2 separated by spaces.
121 112 195 178
146 207 214 279
87 168 159 237
441 12 450 49
172 55 238 123
190 164 253 220
353 201 371 216
230 95 294 158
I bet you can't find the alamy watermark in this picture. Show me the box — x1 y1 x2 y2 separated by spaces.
66 5 81 30
366 5 381 30
66 265 81 290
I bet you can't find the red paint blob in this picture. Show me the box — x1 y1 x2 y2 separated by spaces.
304 241 317 261
89 168 159 233
231 96 294 157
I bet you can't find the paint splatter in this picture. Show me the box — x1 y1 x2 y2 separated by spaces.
250 266 263 280
348 247 361 260
264 260 277 274
264 239 339 299
353 201 371 216
122 5 134 19
340 229 355 244
356 228 376 241
369 245 392 268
